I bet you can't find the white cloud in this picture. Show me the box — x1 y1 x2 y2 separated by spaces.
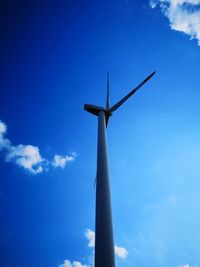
150 0 200 45
52 153 76 168
0 121 6 135
59 260 72 267
73 261 88 267
85 229 128 259
0 119 76 174
114 245 128 259
85 229 95 248
58 260 88 267
6 144 45 174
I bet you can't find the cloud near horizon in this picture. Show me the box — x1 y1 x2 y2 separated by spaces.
59 229 128 267
58 260 87 267
85 229 128 259
149 0 200 45
0 120 76 174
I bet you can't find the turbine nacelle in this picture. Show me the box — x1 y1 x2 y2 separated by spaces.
84 104 112 118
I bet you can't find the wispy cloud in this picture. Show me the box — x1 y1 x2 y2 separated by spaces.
114 245 128 259
58 260 88 267
73 262 88 267
149 0 200 45
0 121 10 150
0 119 76 174
52 153 76 168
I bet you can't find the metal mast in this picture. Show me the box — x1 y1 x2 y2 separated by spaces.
84 71 155 267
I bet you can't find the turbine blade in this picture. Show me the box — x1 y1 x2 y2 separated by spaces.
106 72 110 109
110 71 156 112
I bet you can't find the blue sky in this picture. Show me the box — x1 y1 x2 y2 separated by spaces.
1 1 200 267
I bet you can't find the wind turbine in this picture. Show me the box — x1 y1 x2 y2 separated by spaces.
84 71 156 267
